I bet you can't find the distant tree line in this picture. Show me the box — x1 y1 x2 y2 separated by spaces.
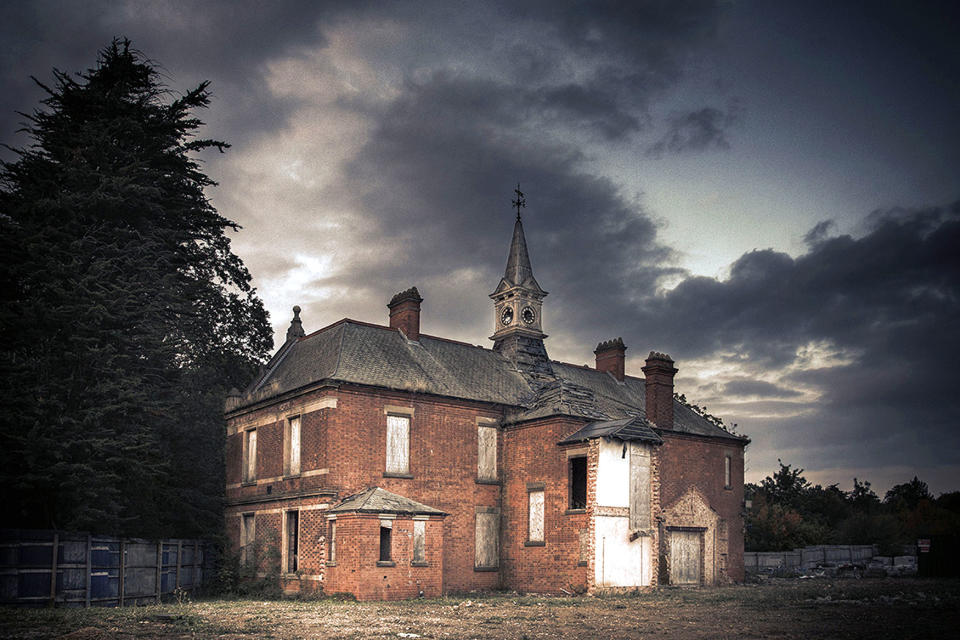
0 40 272 539
746 461 960 553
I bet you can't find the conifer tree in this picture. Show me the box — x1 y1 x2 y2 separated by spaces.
0 39 272 537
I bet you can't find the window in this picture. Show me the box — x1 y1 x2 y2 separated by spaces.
385 414 410 475
527 488 544 544
285 511 299 573
284 416 301 476
242 429 257 483
724 454 732 489
569 457 587 509
474 508 499 569
240 513 255 566
379 522 393 563
412 520 426 565
327 519 336 564
477 425 497 481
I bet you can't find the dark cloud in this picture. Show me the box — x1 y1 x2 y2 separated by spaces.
639 202 960 485
720 379 802 398
646 105 738 157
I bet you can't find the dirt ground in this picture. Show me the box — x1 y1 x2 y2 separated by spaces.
2 578 958 640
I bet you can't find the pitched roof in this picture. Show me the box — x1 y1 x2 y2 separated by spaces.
329 487 446 515
234 319 745 442
558 416 663 445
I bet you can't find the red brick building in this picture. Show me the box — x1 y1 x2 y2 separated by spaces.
224 212 749 600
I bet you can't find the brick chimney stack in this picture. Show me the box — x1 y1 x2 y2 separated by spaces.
594 337 627 381
642 351 678 429
388 287 424 341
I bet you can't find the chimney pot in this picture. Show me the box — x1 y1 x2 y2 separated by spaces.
594 337 627 381
642 350 678 429
388 286 423 341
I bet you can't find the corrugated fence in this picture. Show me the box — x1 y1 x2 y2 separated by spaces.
0 529 210 607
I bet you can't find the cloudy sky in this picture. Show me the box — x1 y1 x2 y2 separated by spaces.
3 0 958 495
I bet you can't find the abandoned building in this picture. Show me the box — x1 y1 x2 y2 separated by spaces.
224 208 749 600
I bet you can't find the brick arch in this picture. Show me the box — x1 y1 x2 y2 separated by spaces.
660 487 721 585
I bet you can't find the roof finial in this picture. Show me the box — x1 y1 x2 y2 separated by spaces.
286 305 305 341
512 183 525 221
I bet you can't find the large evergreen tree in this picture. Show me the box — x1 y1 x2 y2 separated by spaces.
0 40 272 538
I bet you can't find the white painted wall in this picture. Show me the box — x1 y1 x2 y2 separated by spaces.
593 437 654 587
594 517 652 586
596 438 629 507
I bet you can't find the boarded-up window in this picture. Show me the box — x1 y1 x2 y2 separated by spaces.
528 490 544 543
241 513 255 566
413 520 426 564
386 415 410 474
724 454 732 488
243 429 257 483
569 457 587 509
477 425 497 480
629 443 651 531
285 416 301 476
285 511 299 573
475 509 499 568
327 519 336 564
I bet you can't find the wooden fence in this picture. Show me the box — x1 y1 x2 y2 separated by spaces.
0 529 209 607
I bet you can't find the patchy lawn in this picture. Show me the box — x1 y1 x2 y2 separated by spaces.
1 578 958 639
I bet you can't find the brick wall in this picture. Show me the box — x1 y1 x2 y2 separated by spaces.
501 417 590 593
324 514 444 601
324 386 503 593
657 433 746 582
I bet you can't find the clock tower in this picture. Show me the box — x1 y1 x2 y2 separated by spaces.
490 187 553 378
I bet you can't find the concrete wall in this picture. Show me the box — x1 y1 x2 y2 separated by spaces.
744 545 879 572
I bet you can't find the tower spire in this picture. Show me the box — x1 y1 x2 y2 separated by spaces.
502 186 544 295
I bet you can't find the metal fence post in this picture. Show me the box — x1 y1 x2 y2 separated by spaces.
118 539 125 607
49 532 59 607
155 541 162 604
84 534 92 608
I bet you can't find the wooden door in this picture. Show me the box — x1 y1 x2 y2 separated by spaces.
670 530 701 585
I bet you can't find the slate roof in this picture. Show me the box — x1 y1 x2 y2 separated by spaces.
234 319 745 442
329 487 446 516
558 416 663 445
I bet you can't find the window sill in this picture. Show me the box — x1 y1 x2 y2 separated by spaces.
474 566 498 572
383 472 414 479
282 572 300 579
241 481 256 487
475 478 501 485
284 473 302 479
410 561 429 567
565 508 586 515
577 561 588 567
325 561 337 567
377 560 396 567
524 540 545 547
724 485 733 491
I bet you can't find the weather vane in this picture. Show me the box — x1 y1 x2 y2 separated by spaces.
512 183 526 221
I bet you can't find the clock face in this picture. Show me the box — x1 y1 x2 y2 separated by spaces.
521 306 536 325
500 306 514 326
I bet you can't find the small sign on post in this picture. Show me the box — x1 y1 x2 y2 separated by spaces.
918 539 931 553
